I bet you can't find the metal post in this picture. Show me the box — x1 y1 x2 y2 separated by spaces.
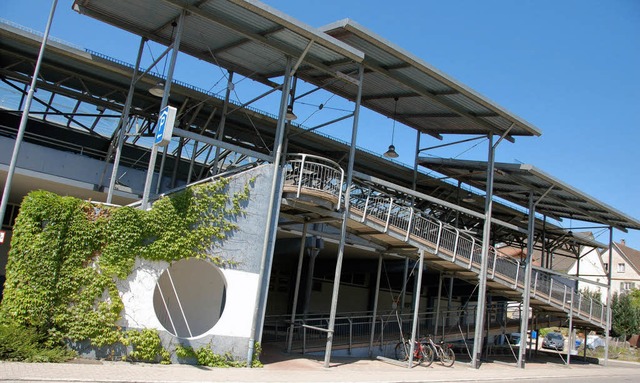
472 133 495 369
0 0 58 225
302 241 319 317
567 288 574 366
249 57 294 365
401 258 409 314
106 36 145 203
447 275 454 335
604 227 613 365
434 272 443 336
287 221 308 353
212 71 234 175
407 250 425 368
323 64 364 368
155 146 168 195
369 254 383 357
518 192 535 368
412 129 420 205
141 10 185 210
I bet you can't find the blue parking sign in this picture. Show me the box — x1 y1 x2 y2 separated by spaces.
155 105 176 146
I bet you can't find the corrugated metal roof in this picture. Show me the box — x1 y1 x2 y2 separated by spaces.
320 19 542 139
418 157 640 232
1 19 599 251
72 0 364 87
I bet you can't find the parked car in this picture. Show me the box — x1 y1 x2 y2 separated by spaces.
542 332 564 351
506 332 521 345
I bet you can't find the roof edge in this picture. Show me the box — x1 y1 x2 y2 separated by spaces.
320 18 542 137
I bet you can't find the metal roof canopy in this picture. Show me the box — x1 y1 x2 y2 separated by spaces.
418 157 640 232
319 19 542 140
0 20 601 251
72 0 364 87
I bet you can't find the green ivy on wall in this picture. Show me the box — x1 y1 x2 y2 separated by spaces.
0 177 253 360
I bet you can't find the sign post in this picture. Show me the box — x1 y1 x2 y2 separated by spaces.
141 105 176 210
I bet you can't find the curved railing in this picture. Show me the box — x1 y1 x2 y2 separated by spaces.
282 155 607 328
283 153 345 210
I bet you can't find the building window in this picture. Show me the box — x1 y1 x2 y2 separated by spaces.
621 282 635 291
617 263 625 273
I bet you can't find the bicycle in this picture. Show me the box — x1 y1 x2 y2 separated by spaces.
395 337 435 366
422 335 455 367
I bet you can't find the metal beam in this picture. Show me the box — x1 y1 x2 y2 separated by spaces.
249 56 294 366
324 64 364 368
0 0 58 228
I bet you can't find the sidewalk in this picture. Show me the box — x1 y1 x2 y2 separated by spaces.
1 352 638 383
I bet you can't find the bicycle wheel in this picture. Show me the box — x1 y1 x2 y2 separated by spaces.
395 341 409 361
440 347 455 367
419 344 435 367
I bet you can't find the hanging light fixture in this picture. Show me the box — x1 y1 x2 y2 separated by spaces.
285 105 297 121
384 97 399 158
148 22 176 98
148 81 165 97
462 192 475 203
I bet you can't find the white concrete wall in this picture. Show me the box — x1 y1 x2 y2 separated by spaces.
114 164 273 360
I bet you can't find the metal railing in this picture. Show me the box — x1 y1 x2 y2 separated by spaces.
282 155 608 330
283 153 345 209
264 304 522 354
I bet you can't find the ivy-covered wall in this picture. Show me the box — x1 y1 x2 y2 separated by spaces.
0 164 273 363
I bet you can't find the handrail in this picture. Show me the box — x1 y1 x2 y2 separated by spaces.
284 153 345 210
282 155 608 329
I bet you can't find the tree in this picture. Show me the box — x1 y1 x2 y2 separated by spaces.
611 291 640 339
580 287 602 302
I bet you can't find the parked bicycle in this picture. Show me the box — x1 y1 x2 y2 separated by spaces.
395 337 434 366
422 335 455 367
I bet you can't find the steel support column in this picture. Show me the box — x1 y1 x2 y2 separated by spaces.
106 36 145 203
323 64 364 368
518 192 536 367
141 10 185 210
368 254 383 357
401 258 409 314
407 250 425 368
471 133 496 368
471 123 514 368
567 289 574 365
0 0 58 225
249 57 295 365
604 226 613 365
434 272 443 337
447 276 454 334
212 71 234 175
287 220 308 353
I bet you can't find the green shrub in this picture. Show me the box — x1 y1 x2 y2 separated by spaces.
175 345 252 368
124 329 170 364
0 321 74 362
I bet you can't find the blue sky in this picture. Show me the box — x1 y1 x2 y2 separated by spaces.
2 0 639 246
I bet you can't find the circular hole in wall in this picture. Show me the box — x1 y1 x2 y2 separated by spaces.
153 258 226 338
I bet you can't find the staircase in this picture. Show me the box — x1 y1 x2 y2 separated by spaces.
282 154 608 330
